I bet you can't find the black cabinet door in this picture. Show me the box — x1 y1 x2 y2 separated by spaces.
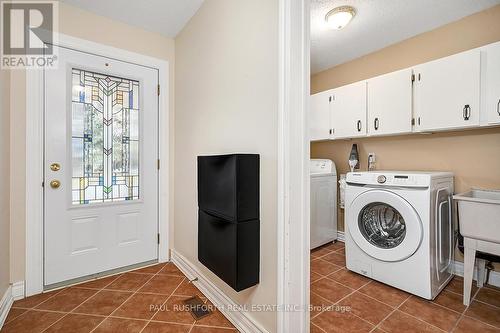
198 154 259 221
198 210 259 291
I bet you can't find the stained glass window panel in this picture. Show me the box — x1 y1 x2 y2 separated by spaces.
71 68 140 204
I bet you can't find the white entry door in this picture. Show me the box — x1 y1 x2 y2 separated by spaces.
44 46 159 286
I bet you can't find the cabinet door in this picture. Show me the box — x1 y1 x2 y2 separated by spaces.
367 69 413 136
310 90 332 141
481 42 500 125
414 49 480 131
330 81 367 139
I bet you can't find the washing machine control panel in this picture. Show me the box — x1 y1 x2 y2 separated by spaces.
347 172 432 187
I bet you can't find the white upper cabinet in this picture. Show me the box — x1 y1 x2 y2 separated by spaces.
481 42 500 125
309 42 500 142
414 49 481 132
330 81 367 139
367 69 413 136
310 89 332 141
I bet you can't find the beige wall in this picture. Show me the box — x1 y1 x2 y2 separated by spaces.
175 0 278 331
9 2 176 283
311 5 500 234
1 68 11 297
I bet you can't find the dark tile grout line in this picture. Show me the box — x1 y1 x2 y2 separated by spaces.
93 263 183 333
39 267 162 333
369 294 413 333
36 263 182 333
5 255 498 333
5 262 238 333
430 282 500 330
449 286 481 332
311 273 374 327
137 274 192 333
309 269 348 321
318 285 376 329
449 286 500 332
319 273 499 331
30 288 102 331
311 321 327 333
310 246 500 332
314 270 479 333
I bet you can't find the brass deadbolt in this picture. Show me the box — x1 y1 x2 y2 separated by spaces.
50 163 61 171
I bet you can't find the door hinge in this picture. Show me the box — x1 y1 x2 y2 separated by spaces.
157 84 160 96
157 233 160 244
157 159 160 170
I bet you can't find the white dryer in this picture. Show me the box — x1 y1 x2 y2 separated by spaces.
310 159 337 249
345 171 454 299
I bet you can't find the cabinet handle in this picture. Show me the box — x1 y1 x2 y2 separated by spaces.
463 105 471 121
497 99 500 116
374 117 379 130
357 120 362 132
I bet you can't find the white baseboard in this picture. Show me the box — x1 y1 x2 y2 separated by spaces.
171 250 269 333
11 282 24 301
337 231 345 242
451 260 500 288
0 286 13 330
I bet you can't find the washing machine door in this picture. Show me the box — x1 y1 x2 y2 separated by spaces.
347 189 423 262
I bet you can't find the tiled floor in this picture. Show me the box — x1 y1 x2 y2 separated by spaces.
2 262 238 333
310 241 500 333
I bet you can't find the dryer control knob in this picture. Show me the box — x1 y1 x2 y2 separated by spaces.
377 175 387 184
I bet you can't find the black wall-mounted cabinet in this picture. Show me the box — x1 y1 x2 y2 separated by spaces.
197 154 260 291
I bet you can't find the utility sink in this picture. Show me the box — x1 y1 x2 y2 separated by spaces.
454 189 500 244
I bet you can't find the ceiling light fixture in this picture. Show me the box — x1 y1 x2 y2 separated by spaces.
325 6 356 30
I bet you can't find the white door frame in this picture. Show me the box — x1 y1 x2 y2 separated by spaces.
25 33 170 296
277 0 310 332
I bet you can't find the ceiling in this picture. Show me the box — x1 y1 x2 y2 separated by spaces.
61 0 205 38
311 0 500 74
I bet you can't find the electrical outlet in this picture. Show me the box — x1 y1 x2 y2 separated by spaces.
368 153 376 171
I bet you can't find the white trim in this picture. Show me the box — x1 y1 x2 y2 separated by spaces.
277 0 310 332
11 282 24 301
451 260 500 288
171 250 269 333
26 32 170 296
337 231 345 242
26 68 45 296
0 286 13 329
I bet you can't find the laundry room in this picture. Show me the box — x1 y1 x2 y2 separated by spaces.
309 1 500 332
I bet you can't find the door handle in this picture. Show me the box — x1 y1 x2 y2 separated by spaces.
50 180 61 189
374 117 379 130
497 99 500 116
357 120 362 132
463 105 471 121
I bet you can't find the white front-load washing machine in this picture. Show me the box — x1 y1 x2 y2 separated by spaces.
345 171 454 299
